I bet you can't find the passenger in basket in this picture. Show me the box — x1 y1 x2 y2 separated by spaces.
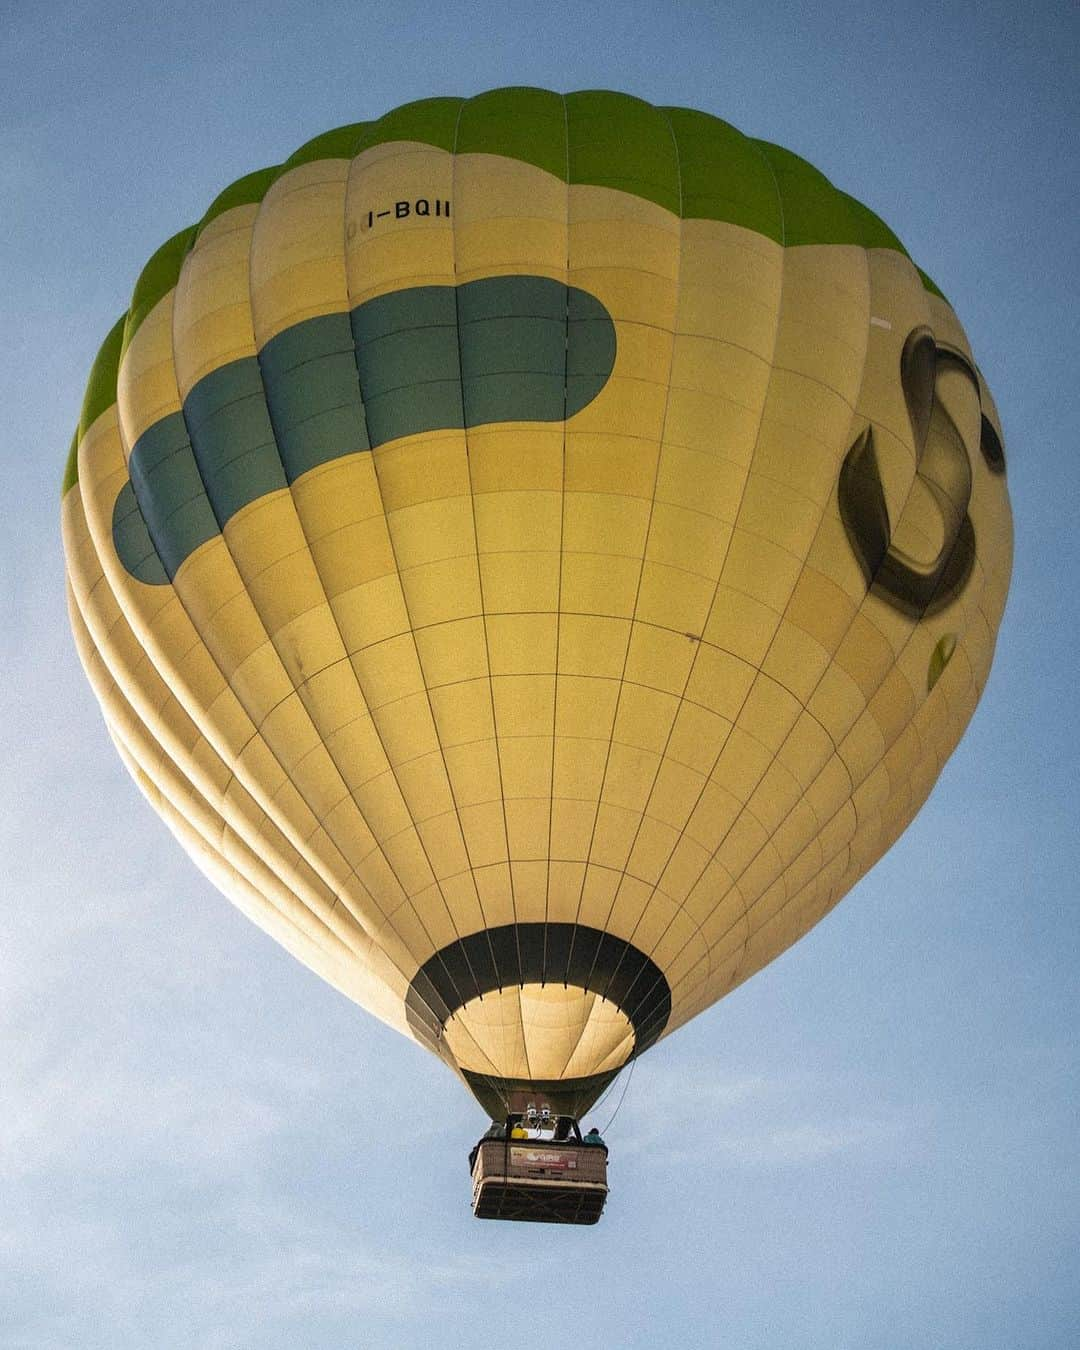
583 1127 605 1147
510 1121 528 1139
470 1120 507 1172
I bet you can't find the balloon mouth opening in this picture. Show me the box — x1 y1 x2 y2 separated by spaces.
443 983 636 1083
404 922 672 1088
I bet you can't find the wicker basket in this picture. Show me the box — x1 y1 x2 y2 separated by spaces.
470 1139 609 1224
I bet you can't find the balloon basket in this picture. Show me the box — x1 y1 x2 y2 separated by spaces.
469 1137 608 1225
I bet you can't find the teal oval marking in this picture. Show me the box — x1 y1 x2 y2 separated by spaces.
111 480 169 585
113 275 616 583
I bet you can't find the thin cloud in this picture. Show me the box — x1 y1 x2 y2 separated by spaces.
612 1063 928 1167
0 1051 283 1182
1 1197 533 1350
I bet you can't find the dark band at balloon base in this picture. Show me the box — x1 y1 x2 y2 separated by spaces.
405 922 672 1116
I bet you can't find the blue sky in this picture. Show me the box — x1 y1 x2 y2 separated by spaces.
2 1 1077 1345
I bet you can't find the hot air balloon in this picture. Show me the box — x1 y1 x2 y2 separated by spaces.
62 88 1012 1225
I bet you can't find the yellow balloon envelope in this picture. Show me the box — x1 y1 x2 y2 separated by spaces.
62 89 1013 1118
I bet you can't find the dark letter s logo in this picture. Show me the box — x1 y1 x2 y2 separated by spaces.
839 328 979 618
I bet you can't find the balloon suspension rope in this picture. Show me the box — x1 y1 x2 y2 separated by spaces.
598 1056 636 1134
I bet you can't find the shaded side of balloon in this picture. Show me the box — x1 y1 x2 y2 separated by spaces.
112 275 617 584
